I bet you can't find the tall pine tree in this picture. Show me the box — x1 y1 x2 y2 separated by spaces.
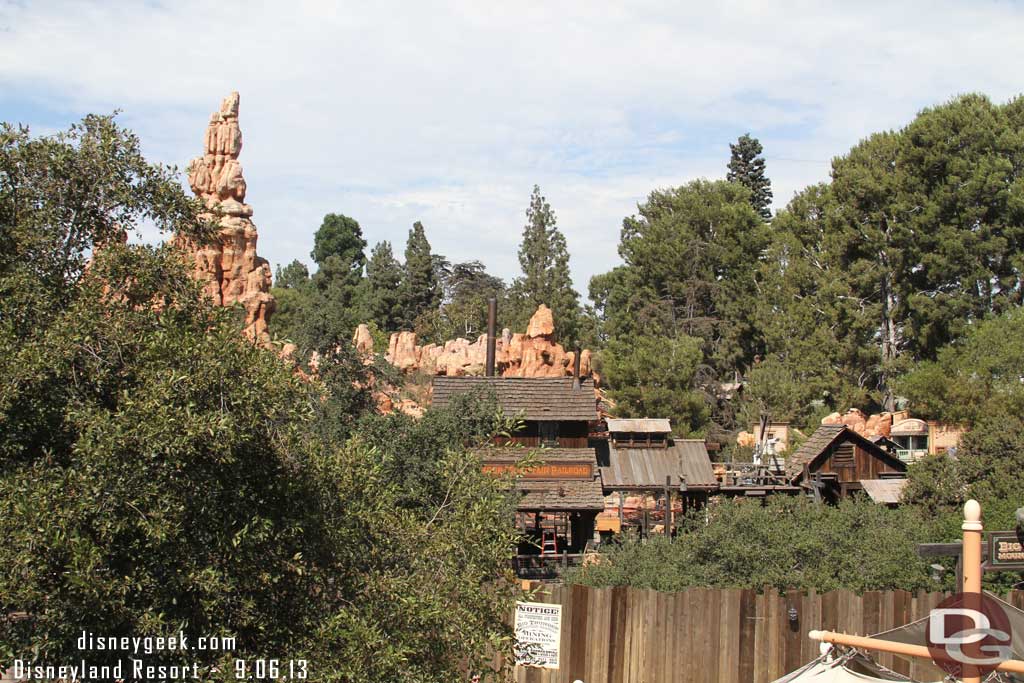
363 240 403 332
508 185 581 343
302 213 367 346
398 221 441 329
727 133 773 221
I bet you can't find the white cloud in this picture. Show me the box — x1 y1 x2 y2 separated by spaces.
2 0 1023 294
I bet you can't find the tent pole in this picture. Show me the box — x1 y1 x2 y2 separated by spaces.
961 499 984 683
807 630 1024 675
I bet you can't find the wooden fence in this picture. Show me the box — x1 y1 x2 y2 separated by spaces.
511 585 1024 683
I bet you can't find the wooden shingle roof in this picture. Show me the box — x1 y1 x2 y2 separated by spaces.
432 376 597 421
518 479 606 511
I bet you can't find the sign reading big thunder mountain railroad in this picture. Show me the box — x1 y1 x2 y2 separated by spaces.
482 462 594 479
989 530 1024 570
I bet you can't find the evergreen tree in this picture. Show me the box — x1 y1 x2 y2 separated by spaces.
398 221 441 329
363 240 403 332
310 213 366 288
508 185 582 342
727 133 773 220
612 179 769 372
274 259 309 289
300 213 367 347
439 260 506 339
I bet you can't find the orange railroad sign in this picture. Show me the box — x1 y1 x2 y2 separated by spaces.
482 462 594 479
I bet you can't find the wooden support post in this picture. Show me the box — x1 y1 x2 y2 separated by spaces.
665 475 673 539
618 491 624 528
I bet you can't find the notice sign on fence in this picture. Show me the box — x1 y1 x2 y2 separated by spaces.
514 601 562 669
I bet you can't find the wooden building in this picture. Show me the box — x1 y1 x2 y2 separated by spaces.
432 376 602 558
433 376 595 448
785 424 907 502
598 418 718 535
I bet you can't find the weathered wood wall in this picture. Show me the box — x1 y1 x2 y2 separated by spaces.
510 585 1024 683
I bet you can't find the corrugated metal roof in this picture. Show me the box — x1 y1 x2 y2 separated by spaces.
606 418 672 433
861 478 907 504
599 440 716 489
431 376 596 421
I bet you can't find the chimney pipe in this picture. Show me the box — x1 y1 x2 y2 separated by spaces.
573 345 582 390
485 298 497 377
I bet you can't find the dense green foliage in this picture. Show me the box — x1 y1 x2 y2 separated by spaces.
897 307 1024 425
507 185 582 343
568 497 935 593
727 133 773 220
598 333 709 436
586 93 1024 434
0 119 523 682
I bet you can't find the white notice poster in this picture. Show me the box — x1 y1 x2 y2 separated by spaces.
513 601 562 669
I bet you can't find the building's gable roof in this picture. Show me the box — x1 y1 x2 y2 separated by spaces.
785 424 907 482
431 376 597 421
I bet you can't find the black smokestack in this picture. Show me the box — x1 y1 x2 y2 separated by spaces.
573 345 582 389
485 298 497 377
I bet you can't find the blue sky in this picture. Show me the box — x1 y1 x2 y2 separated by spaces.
2 1 1023 297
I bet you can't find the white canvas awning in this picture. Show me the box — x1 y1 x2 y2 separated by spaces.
772 649 938 683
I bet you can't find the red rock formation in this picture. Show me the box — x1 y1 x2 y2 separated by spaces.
370 305 593 379
821 408 895 438
178 92 274 344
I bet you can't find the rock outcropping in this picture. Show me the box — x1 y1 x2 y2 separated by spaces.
179 92 274 343
820 408 896 438
354 304 593 379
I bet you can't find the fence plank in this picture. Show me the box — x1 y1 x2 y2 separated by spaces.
511 584 961 683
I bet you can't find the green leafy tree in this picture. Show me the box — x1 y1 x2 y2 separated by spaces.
270 259 311 343
727 133 773 220
311 213 367 286
0 118 523 682
362 240 403 333
397 221 441 330
507 185 582 343
439 260 506 340
299 213 368 348
568 497 935 593
600 334 710 436
826 94 1024 408
740 184 879 427
275 259 310 289
611 179 769 374
896 307 1024 426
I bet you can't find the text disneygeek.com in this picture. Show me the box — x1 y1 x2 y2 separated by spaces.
11 631 308 681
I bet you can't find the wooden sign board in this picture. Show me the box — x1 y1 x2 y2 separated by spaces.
483 462 593 479
988 530 1024 571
